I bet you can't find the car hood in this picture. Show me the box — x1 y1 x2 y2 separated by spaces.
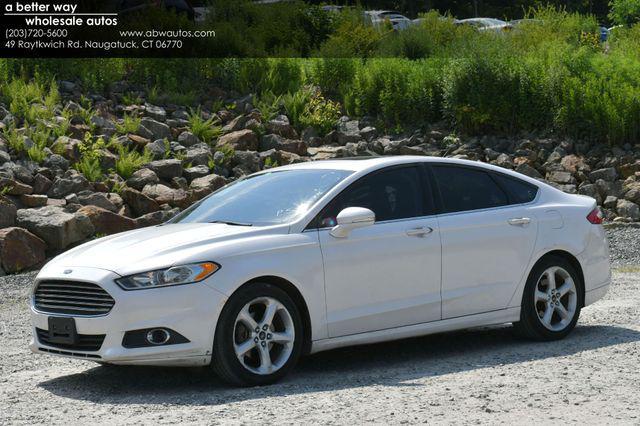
49 223 288 276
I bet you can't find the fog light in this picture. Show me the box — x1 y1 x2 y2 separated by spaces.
146 328 171 345
122 327 189 348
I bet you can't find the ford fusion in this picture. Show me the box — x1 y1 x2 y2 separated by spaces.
30 157 611 386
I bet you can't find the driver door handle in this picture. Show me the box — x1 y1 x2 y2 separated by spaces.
406 226 433 237
508 217 531 226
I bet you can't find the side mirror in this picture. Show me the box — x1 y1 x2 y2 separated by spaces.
330 207 375 238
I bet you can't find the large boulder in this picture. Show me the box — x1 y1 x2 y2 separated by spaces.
32 173 53 194
126 168 159 190
185 144 212 167
265 115 298 139
190 174 226 198
0 177 33 195
590 167 618 183
51 136 81 161
139 118 171 140
76 191 118 212
216 130 259 151
259 134 307 156
183 165 210 181
0 195 17 228
134 209 179 228
145 104 166 122
142 184 191 208
78 205 137 235
616 199 640 221
121 187 160 217
177 131 200 147
145 159 183 181
0 227 46 273
16 206 95 251
47 171 91 198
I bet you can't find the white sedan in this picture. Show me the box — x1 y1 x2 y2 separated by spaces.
30 157 611 386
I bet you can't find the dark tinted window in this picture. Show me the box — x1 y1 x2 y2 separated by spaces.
318 166 427 227
492 173 538 204
432 165 508 213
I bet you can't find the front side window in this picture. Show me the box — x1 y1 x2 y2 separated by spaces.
432 165 508 213
317 166 428 228
170 169 352 226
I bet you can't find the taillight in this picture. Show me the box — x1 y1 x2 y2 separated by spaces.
586 207 603 224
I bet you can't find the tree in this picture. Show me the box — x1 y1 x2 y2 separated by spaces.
608 0 640 25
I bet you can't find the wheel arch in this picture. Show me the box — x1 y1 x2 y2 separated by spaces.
533 250 586 307
233 275 313 356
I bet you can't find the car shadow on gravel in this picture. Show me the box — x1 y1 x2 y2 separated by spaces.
39 324 640 404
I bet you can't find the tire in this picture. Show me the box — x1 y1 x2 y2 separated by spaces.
211 282 303 386
513 255 583 341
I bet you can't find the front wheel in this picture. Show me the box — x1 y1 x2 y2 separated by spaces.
211 283 303 386
513 256 583 341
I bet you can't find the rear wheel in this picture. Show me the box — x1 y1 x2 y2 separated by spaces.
513 256 582 340
211 283 303 386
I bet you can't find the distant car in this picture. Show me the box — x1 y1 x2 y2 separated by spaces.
365 10 412 31
456 18 513 32
510 18 543 27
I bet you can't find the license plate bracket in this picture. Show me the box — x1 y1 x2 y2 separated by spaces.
47 317 77 345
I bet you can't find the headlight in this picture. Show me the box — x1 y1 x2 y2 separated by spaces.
116 262 220 290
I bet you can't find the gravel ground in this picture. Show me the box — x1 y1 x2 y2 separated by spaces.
1 227 639 425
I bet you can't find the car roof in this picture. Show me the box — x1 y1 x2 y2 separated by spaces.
272 156 531 179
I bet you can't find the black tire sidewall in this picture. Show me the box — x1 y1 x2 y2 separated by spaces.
213 283 303 386
520 256 583 340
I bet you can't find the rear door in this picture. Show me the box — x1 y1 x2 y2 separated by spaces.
429 164 539 319
316 165 442 337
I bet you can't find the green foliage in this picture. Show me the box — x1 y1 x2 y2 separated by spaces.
211 144 235 169
2 127 25 153
282 88 313 129
609 0 640 26
188 108 221 144
116 113 141 135
297 88 342 135
75 156 103 182
73 133 105 182
114 144 153 180
254 91 283 121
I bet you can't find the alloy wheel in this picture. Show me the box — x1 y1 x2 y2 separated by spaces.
233 297 295 375
534 266 578 332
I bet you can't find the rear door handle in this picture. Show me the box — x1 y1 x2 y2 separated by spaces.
508 217 531 226
406 226 433 237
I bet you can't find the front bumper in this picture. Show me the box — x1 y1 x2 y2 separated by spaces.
29 265 228 366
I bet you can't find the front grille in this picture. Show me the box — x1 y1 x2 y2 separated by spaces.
34 280 115 316
36 328 106 352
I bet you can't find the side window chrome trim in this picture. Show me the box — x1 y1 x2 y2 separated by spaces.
434 189 541 218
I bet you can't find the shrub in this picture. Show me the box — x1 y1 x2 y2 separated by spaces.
297 88 341 135
188 108 221 144
75 157 103 182
609 0 640 26
116 113 141 135
114 144 153 179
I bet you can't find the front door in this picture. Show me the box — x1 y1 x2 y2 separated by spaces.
315 165 442 337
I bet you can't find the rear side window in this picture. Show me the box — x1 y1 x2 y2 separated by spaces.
492 173 538 204
317 166 429 227
432 165 508 213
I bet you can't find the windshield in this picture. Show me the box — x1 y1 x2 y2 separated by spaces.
169 169 352 226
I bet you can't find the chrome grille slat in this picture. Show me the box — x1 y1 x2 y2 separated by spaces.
34 280 115 316
34 297 114 307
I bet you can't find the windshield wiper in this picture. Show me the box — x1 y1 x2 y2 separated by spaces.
209 220 253 227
